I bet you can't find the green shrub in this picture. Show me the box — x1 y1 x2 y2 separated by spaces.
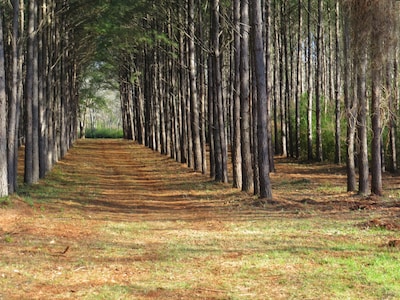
85 127 123 139
0 196 11 207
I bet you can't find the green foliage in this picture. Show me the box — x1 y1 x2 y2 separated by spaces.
85 127 123 139
0 196 11 207
4 234 13 243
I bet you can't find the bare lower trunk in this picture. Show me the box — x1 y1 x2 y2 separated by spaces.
251 0 272 200
240 0 254 192
0 9 8 196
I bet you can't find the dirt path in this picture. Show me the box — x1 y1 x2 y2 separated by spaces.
1 139 399 299
0 139 253 299
53 139 244 221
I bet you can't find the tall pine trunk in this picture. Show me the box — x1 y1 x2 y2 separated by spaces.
25 0 39 185
357 50 369 196
211 0 228 183
343 12 357 192
188 0 202 172
315 0 323 161
232 0 242 189
295 0 302 159
250 0 272 200
307 0 313 160
334 1 341 164
7 0 20 193
240 0 253 192
0 7 8 197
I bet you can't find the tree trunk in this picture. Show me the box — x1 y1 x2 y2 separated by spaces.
357 50 369 196
250 0 273 200
278 7 286 157
240 0 254 192
307 0 313 161
32 0 40 179
25 0 39 185
370 24 383 196
343 12 357 192
197 3 207 174
208 56 215 178
188 0 202 172
7 0 20 194
211 0 228 183
315 0 323 161
39 0 48 179
266 0 275 172
232 0 242 189
0 8 8 197
388 52 397 172
371 69 383 196
334 1 341 164
295 0 302 159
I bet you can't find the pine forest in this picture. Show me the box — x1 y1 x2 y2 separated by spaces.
0 0 399 200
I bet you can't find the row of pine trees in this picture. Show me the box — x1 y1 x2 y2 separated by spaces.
0 0 399 200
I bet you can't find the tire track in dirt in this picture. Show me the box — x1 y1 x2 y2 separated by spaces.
58 139 240 222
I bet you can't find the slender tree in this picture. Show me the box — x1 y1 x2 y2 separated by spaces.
306 0 313 160
315 0 323 161
369 0 395 195
24 0 39 185
334 1 341 164
240 0 254 192
342 9 357 192
188 0 202 172
7 0 20 193
357 49 369 196
232 0 242 189
250 0 272 200
211 0 228 183
0 5 8 197
295 0 302 159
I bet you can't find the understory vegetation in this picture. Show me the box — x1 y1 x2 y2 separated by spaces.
84 128 124 139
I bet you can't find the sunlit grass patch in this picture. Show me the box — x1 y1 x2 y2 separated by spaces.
81 285 134 299
316 183 347 193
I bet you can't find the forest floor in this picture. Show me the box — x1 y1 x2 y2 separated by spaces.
1 139 400 299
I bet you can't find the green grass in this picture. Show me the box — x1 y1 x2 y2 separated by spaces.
81 285 134 299
316 183 347 193
90 218 400 299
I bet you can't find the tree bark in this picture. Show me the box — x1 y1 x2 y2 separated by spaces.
370 16 383 196
240 0 254 192
388 52 398 172
0 7 8 197
307 0 313 160
343 12 357 192
315 0 323 161
295 0 302 159
7 0 20 193
211 0 228 183
250 0 273 200
334 1 341 164
25 0 39 184
357 50 369 196
188 0 202 172
232 0 242 189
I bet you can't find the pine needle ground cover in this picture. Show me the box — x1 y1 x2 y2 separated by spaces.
1 140 399 299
